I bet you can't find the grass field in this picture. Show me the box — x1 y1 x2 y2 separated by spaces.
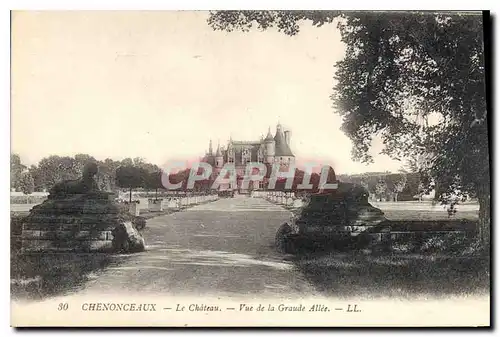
383 209 478 221
293 250 489 299
11 200 480 220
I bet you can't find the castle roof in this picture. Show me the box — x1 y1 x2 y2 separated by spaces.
264 127 274 141
215 143 222 157
274 128 294 157
230 140 262 147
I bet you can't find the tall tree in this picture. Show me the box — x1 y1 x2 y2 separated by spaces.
393 174 407 202
144 171 164 199
103 158 122 191
10 153 26 191
28 164 44 192
74 154 97 175
116 165 147 202
359 174 370 195
18 170 35 202
375 179 388 202
208 11 490 246
36 155 79 191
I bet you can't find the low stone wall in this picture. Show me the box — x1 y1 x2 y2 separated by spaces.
11 216 23 254
159 194 219 211
20 222 116 253
252 191 304 208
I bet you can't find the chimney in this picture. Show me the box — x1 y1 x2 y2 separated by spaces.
284 130 290 146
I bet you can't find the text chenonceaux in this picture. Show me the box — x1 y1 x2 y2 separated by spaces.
81 303 157 311
161 162 338 191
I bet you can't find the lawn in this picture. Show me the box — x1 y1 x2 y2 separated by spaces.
11 252 126 301
373 201 479 221
383 209 478 221
293 250 490 299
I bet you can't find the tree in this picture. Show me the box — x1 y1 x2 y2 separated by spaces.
355 173 375 199
393 174 407 202
18 170 35 202
416 182 423 201
120 158 134 167
144 171 163 199
10 153 26 191
375 179 388 202
208 11 490 247
74 154 96 173
97 158 121 191
36 155 79 191
28 164 44 192
133 157 146 167
116 165 147 202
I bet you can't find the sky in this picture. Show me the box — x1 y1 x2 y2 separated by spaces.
11 11 404 175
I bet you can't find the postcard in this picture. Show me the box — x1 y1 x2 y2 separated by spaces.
10 10 490 327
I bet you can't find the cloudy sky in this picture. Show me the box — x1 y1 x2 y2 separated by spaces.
11 11 404 175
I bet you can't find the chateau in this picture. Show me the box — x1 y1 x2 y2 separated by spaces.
203 123 295 168
202 124 295 191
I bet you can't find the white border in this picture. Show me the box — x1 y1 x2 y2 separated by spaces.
5 0 500 10
2 1 498 336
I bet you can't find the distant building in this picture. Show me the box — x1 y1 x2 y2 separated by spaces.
202 123 295 192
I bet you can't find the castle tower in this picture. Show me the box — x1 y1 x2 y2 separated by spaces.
215 142 223 168
264 126 275 164
208 139 213 156
274 123 295 165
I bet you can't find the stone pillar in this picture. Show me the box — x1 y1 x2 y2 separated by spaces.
129 203 140 216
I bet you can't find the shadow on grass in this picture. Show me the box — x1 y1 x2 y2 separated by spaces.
10 252 131 301
291 243 490 299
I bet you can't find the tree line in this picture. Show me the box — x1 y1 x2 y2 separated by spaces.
338 172 424 202
10 153 166 198
10 153 252 200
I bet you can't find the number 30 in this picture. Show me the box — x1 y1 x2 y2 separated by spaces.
58 303 69 311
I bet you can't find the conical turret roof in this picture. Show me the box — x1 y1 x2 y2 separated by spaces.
215 142 222 157
264 127 274 141
274 125 294 157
